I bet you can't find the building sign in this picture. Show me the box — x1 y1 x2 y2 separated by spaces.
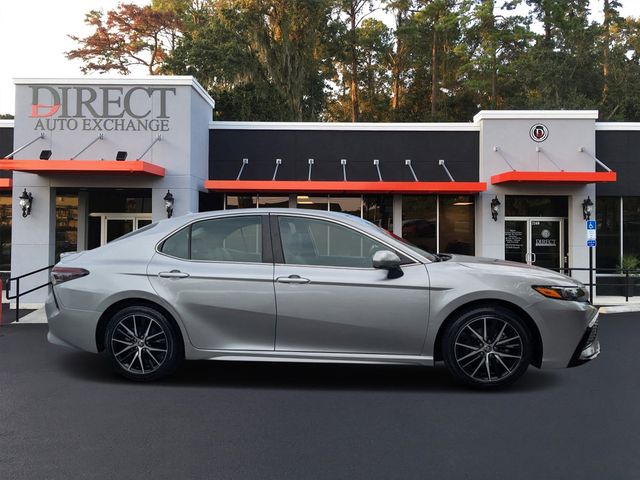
529 123 549 142
533 223 556 247
28 85 176 132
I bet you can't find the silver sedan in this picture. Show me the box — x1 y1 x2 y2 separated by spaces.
46 208 599 388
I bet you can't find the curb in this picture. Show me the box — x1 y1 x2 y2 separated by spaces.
598 305 640 314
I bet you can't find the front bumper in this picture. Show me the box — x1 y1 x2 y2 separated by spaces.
568 311 600 367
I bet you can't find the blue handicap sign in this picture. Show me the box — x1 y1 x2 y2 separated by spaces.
586 220 596 230
587 239 596 247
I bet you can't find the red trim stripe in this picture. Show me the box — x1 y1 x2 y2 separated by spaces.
204 180 487 194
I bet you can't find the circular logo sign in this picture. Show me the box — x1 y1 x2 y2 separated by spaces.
541 229 551 239
530 124 549 142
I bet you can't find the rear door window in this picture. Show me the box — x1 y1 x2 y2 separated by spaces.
160 216 263 263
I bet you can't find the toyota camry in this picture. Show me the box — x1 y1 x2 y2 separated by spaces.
46 208 600 388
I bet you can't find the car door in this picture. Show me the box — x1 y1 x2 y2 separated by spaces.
147 213 276 351
272 214 430 355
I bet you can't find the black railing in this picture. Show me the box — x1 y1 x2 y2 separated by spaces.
5 265 54 322
548 266 640 303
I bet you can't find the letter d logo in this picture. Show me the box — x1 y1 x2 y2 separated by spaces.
30 86 61 118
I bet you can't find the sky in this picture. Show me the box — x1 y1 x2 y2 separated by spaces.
1 0 640 115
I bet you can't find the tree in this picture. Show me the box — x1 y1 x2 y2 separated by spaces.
67 3 182 74
165 0 292 120
240 0 333 121
384 0 416 116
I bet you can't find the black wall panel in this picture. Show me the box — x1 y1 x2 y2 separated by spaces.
209 129 480 182
596 130 640 196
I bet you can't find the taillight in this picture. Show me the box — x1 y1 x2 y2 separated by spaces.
51 267 89 285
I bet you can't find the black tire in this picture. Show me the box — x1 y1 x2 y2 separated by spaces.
105 305 183 381
442 305 533 388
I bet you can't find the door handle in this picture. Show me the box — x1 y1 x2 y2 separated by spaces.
531 253 537 264
276 275 310 284
158 270 190 279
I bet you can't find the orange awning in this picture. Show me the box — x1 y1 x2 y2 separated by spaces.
0 160 165 177
491 171 616 185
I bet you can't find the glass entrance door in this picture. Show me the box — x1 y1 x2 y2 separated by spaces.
530 220 562 270
505 218 565 269
90 213 153 246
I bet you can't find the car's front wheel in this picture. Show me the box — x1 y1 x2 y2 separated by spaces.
442 305 533 388
105 305 182 381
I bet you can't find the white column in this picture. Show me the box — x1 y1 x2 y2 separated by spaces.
10 179 56 306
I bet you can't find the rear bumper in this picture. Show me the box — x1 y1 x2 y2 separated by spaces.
45 292 101 353
568 311 601 367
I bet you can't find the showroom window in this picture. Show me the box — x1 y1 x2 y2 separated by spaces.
401 195 475 255
55 195 78 262
594 196 640 270
297 195 362 217
363 195 393 231
226 194 363 217
225 194 289 209
596 197 621 270
0 194 11 271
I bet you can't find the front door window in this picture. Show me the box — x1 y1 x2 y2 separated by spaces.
531 220 561 270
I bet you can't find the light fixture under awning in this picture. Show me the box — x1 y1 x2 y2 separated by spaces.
491 171 616 185
0 160 165 177
0 178 11 190
205 180 487 194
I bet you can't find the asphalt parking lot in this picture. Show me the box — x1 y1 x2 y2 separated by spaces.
1 313 639 480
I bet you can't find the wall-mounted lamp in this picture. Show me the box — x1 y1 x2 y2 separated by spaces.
490 195 501 221
582 196 593 220
19 189 33 218
163 190 174 218
39 150 52 160
116 151 128 161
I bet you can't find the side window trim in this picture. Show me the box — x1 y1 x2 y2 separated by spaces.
261 215 274 264
270 214 285 264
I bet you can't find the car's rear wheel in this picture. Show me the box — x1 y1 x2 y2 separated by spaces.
105 305 182 381
442 306 533 388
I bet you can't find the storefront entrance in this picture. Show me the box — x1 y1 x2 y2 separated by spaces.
505 217 567 269
90 213 153 246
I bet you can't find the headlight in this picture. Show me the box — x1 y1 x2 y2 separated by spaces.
533 285 588 302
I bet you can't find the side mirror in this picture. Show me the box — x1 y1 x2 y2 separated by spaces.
372 250 402 270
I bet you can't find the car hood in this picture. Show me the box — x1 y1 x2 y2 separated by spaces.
445 254 582 286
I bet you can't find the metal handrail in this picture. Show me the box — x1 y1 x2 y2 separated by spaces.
5 265 54 322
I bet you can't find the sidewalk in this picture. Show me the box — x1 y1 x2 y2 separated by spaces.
593 296 640 313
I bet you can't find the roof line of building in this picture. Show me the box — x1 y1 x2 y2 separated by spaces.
473 110 599 121
3 118 640 131
208 121 480 131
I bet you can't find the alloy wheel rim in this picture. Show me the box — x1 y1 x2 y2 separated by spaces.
111 314 169 375
453 316 523 383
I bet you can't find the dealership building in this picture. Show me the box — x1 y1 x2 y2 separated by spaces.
0 76 637 304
